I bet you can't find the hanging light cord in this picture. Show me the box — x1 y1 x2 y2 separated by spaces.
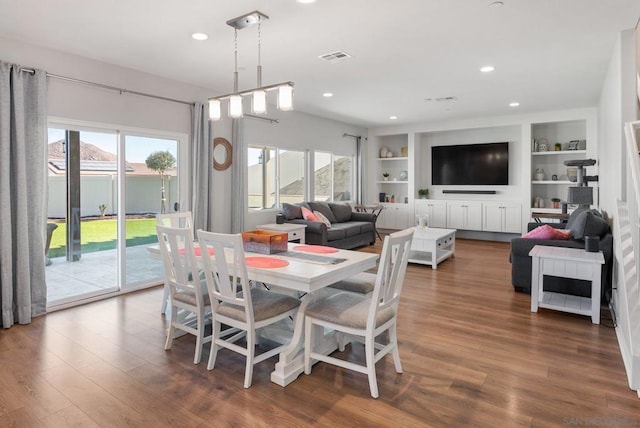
257 22 262 87
233 28 239 93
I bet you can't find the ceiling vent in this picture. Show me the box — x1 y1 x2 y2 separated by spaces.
435 96 458 102
318 51 352 63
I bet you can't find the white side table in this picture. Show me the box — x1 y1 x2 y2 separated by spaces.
256 223 306 244
529 245 605 324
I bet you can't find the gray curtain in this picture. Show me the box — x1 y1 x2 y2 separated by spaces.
191 102 213 231
230 119 245 233
0 61 48 328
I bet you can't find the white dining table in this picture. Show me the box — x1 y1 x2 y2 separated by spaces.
148 242 378 386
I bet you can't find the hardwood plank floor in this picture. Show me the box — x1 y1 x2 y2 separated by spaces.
1 238 638 427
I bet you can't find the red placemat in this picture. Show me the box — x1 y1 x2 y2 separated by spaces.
245 256 289 269
293 245 339 254
179 246 214 256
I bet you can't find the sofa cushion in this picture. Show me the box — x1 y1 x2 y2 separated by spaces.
329 203 353 223
564 207 588 231
301 206 320 222
282 203 302 220
522 224 570 240
330 222 361 238
326 227 346 241
313 210 332 228
308 201 337 223
569 210 609 240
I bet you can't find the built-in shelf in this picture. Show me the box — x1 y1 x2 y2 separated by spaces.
377 157 409 161
376 180 409 184
532 180 573 185
532 150 587 156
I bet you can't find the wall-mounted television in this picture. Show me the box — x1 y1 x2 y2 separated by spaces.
431 142 509 186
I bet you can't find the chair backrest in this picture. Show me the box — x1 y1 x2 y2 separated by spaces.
196 230 255 323
156 224 202 300
156 211 193 229
368 228 414 327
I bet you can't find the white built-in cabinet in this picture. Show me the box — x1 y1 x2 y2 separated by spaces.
482 202 522 233
446 201 483 231
378 203 411 230
414 200 447 228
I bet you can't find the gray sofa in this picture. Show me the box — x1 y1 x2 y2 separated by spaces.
510 208 613 303
281 201 376 249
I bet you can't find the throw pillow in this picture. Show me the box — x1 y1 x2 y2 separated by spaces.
307 201 338 223
569 210 609 240
328 202 352 223
301 206 320 222
313 210 332 228
522 224 570 240
282 203 302 220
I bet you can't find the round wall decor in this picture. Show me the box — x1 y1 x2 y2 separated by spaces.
213 137 232 171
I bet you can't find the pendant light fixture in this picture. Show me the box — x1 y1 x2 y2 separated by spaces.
208 11 294 121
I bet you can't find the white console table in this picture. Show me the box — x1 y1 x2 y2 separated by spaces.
529 245 604 324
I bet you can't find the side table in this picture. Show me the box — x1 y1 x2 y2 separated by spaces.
529 245 605 324
256 223 306 244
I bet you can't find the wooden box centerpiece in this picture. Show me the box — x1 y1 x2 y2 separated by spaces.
241 230 288 254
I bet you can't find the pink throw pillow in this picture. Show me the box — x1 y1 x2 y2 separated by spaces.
522 224 570 240
301 206 320 222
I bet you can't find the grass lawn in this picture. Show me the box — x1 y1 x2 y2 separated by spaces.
48 218 157 258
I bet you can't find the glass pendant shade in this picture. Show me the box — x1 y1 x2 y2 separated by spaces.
229 95 244 118
278 85 294 111
209 99 221 121
252 90 267 114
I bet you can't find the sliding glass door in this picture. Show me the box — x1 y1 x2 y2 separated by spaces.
46 122 186 307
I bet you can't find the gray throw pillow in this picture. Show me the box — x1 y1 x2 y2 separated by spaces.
307 201 338 223
282 203 302 220
329 202 353 223
569 210 609 240
564 207 588 231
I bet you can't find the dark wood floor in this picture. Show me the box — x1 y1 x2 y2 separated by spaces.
1 238 638 427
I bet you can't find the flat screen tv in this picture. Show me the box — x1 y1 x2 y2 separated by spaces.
431 142 509 185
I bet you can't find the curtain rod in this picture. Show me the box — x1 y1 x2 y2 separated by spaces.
21 67 195 106
245 114 280 124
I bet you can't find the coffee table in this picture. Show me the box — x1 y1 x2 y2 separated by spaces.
407 226 456 269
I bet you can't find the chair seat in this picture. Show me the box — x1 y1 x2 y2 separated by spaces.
217 288 300 322
328 272 376 294
174 286 211 306
306 291 395 329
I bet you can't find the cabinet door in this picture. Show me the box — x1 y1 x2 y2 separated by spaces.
465 203 483 231
446 203 466 230
394 205 410 229
428 202 447 228
502 203 522 233
482 203 503 232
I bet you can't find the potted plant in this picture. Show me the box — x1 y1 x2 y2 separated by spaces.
551 197 561 209
554 142 562 151
418 188 429 199
382 172 390 181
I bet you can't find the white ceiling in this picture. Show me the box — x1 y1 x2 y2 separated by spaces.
0 0 639 128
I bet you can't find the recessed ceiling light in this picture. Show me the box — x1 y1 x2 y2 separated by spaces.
297 0 316 3
191 33 208 41
509 102 520 107
489 1 504 7
480 65 495 73
323 92 333 97
389 116 398 120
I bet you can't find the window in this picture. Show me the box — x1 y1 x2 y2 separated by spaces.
314 152 354 202
248 146 305 209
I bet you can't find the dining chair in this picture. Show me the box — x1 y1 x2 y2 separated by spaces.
196 230 301 388
328 272 376 294
156 224 211 364
304 227 414 398
156 212 193 314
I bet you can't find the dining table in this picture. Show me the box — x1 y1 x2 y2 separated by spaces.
148 242 378 386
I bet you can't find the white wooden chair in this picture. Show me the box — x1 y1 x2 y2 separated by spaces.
156 212 193 314
197 230 301 388
156 224 211 364
304 228 414 398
